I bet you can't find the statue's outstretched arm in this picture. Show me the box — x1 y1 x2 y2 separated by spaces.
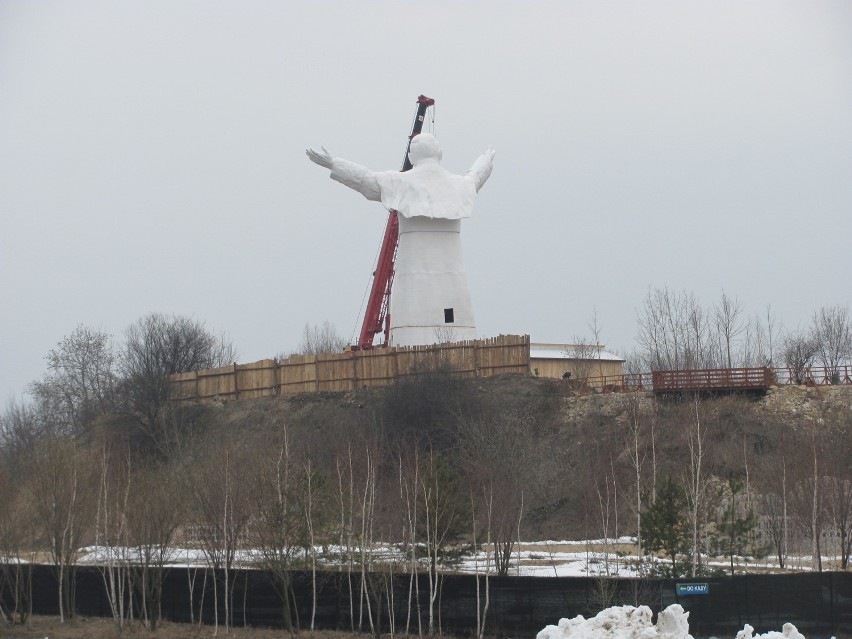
306 146 381 202
466 147 495 192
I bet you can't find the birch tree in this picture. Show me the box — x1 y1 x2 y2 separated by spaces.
191 434 252 633
684 395 708 576
624 395 649 573
94 445 131 632
419 449 468 634
249 425 318 631
301 456 324 632
333 438 382 634
470 483 493 639
396 443 423 637
789 419 827 572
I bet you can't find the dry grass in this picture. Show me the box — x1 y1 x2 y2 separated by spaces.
1 616 374 639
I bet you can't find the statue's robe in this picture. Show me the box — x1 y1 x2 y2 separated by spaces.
330 153 492 346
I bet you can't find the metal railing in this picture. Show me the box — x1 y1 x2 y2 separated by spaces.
577 365 852 394
772 365 852 386
652 367 775 392
570 372 654 393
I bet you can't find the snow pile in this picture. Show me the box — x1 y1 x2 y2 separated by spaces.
536 605 687 639
537 605 812 639
736 623 806 639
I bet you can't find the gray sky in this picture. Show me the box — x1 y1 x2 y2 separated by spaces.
2 1 851 400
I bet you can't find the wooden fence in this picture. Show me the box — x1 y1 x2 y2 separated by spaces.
169 334 530 403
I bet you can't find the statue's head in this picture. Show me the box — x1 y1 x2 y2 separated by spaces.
408 133 442 166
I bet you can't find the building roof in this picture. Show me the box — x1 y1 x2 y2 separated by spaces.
530 342 625 362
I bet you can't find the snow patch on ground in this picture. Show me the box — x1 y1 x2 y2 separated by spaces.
73 539 825 577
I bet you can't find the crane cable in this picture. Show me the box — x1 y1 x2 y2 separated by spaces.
351 233 382 347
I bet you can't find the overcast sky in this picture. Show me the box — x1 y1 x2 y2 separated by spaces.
2 1 851 400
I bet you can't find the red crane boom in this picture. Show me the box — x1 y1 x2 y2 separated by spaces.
357 95 434 349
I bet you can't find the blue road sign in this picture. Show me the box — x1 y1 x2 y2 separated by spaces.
676 582 709 595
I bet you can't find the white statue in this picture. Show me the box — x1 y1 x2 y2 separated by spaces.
307 133 495 347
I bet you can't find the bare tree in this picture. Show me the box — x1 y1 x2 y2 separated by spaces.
685 293 716 369
636 287 795 371
740 307 782 369
782 330 818 384
788 419 827 572
806 423 826 573
357 446 380 637
328 436 383 636
754 429 791 569
0 401 45 483
821 408 852 569
458 413 537 577
190 433 252 634
560 312 607 386
624 394 649 574
29 325 117 434
563 338 601 384
636 287 681 371
301 455 328 632
334 446 355 632
418 448 467 634
120 313 235 446
395 443 423 637
0 464 33 625
470 483 493 639
125 462 184 630
684 395 708 576
93 444 131 633
714 291 746 368
249 425 302 631
811 305 852 379
761 304 780 367
27 433 95 622
297 320 347 355
636 287 717 371
433 325 458 344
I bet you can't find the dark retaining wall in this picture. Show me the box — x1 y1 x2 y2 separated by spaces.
2 565 850 638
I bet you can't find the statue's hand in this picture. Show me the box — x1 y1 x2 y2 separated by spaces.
468 146 495 192
306 146 334 169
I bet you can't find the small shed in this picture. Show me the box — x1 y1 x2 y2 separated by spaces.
530 343 625 386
